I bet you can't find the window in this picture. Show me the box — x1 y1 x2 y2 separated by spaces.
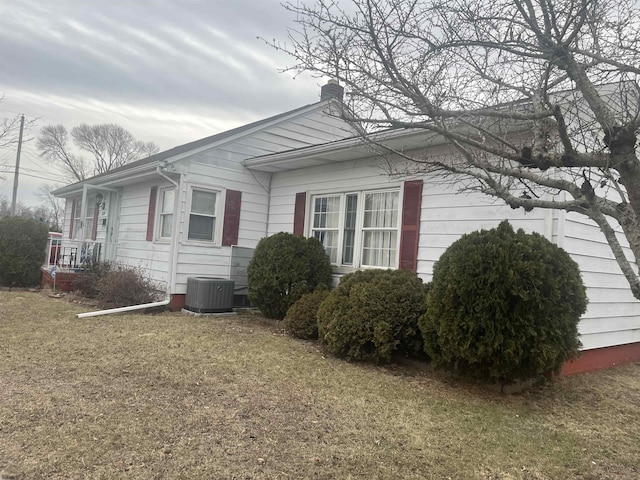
72 198 98 239
310 189 399 268
362 191 398 267
73 199 83 239
72 196 98 240
188 189 217 241
311 196 340 263
158 188 175 239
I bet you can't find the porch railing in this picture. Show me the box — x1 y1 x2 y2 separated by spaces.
45 240 107 269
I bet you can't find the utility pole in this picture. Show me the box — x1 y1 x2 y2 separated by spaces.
10 114 25 216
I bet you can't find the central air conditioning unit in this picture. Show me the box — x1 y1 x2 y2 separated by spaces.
185 277 235 313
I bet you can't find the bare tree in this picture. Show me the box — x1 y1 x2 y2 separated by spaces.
274 0 640 299
37 184 65 232
37 125 88 182
37 123 159 182
0 195 32 218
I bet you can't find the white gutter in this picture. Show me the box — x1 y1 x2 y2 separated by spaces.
53 164 161 196
76 299 170 318
156 164 179 187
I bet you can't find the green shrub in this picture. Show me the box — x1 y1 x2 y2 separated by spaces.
96 264 159 308
419 220 587 384
284 288 330 339
248 232 332 319
0 217 48 287
317 269 426 363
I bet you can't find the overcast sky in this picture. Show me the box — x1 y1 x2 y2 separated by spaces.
0 0 324 206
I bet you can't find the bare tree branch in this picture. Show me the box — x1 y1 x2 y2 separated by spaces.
272 0 640 300
37 123 159 183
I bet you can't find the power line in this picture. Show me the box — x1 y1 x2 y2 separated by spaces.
20 152 66 177
0 166 65 180
0 172 60 182
1 159 66 177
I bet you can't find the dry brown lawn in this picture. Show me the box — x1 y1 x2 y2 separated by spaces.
1 291 639 480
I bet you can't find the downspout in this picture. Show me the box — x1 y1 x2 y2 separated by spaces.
265 172 273 238
77 299 170 318
156 165 182 301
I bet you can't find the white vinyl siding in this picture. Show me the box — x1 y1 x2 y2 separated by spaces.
310 189 400 268
561 213 640 350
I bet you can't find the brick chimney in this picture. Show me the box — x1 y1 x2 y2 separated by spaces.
320 79 344 102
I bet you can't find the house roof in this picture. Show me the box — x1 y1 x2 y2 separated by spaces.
242 128 442 172
52 101 330 196
242 82 638 173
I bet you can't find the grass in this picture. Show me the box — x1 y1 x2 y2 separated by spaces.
1 291 639 479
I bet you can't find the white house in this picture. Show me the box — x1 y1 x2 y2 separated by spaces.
53 81 640 375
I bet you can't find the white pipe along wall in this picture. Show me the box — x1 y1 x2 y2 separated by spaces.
76 299 170 318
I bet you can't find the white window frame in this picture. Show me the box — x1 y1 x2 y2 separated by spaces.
308 187 401 269
72 196 97 240
156 187 175 241
184 185 222 245
72 198 83 240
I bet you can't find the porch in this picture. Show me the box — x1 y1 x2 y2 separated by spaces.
42 239 113 292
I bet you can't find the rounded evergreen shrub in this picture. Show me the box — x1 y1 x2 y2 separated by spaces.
247 232 332 319
419 220 587 384
0 217 48 287
284 288 330 339
317 269 426 363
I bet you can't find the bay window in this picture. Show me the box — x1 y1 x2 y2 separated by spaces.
310 189 400 268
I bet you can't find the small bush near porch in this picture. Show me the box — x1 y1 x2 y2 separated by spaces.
0 217 48 287
1 292 638 479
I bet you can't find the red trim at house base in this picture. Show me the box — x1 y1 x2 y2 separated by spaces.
169 294 186 311
561 342 640 376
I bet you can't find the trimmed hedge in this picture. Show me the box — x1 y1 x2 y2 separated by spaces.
317 269 426 363
419 221 587 384
284 288 330 339
248 232 332 319
0 217 48 287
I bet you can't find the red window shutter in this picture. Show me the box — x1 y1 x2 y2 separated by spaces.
69 199 76 239
91 204 99 241
146 186 157 241
293 192 306 236
399 180 423 272
222 189 242 246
